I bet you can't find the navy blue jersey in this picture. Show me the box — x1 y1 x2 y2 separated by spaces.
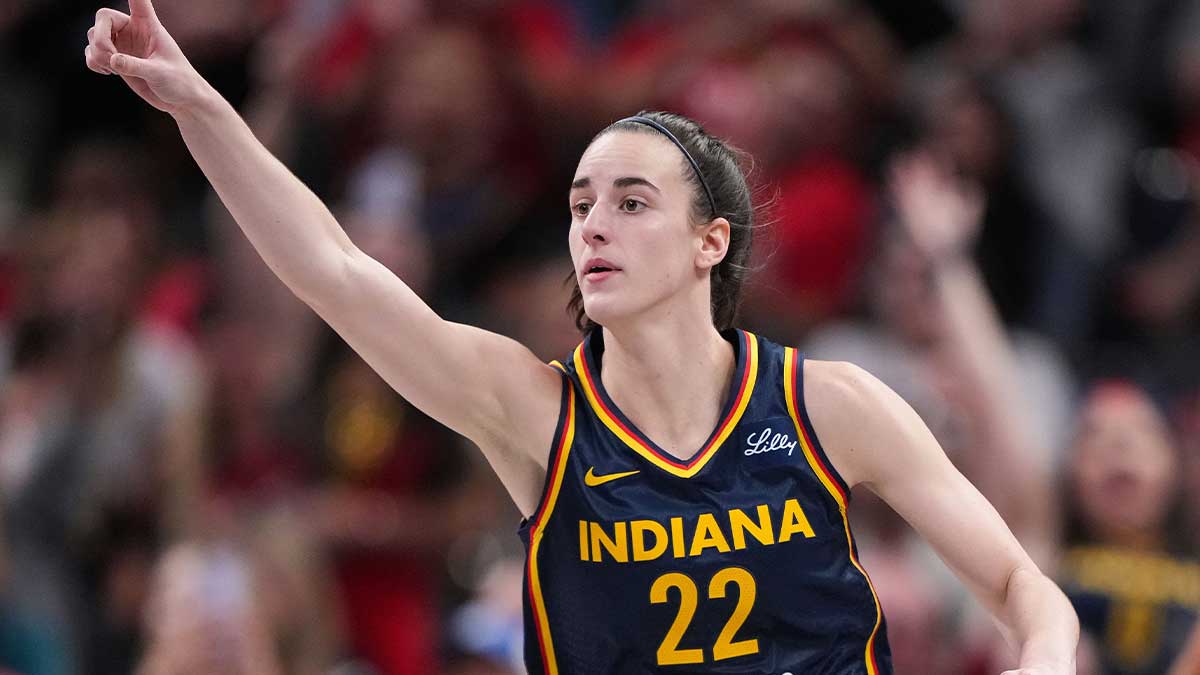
1061 545 1199 675
519 329 891 675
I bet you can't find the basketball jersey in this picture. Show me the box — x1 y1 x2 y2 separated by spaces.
519 328 892 674
1061 545 1199 675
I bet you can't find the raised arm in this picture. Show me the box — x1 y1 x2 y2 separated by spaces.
84 0 562 515
888 153 1059 562
805 359 1078 674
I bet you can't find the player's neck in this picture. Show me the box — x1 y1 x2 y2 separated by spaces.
600 310 736 461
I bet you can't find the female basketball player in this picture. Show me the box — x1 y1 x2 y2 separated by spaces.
85 2 1079 672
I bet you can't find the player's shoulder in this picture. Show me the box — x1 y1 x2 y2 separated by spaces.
791 359 895 491
802 358 880 398
799 359 899 442
750 329 878 394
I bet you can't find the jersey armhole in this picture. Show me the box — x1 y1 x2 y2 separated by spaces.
519 362 574 530
790 350 853 503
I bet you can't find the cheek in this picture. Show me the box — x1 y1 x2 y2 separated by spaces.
567 225 583 262
640 236 692 288
1139 446 1179 494
1070 452 1107 499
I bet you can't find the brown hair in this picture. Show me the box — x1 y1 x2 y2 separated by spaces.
566 111 756 332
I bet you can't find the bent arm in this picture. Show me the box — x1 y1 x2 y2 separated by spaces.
806 360 1078 673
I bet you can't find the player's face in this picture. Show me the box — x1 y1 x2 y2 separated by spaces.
1070 386 1179 544
568 131 707 328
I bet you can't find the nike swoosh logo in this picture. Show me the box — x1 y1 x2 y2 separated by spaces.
584 467 641 487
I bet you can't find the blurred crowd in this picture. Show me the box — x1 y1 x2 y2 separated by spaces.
1 0 1199 674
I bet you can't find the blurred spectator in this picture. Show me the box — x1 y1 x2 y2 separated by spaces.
810 152 1072 517
1088 146 1200 395
808 151 1072 673
901 70 1045 326
0 505 69 675
1059 382 1198 675
0 139 206 674
302 331 491 675
744 36 877 339
138 541 283 675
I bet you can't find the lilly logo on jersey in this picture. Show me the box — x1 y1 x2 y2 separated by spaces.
744 427 797 457
742 417 803 470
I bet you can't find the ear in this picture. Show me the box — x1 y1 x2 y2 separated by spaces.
695 217 731 271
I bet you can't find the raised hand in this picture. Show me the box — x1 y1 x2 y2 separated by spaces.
84 0 206 114
888 151 986 263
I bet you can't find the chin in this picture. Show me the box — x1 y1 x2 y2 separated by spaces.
580 296 635 328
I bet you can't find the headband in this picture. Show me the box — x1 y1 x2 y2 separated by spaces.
615 116 717 218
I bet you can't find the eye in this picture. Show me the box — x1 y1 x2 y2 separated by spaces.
620 198 645 213
572 202 592 217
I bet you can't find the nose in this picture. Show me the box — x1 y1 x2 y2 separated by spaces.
580 209 610 246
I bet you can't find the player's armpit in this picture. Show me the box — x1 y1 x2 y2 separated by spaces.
307 248 564 516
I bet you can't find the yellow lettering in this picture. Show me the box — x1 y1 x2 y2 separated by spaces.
580 499 828 565
690 513 732 557
671 517 686 558
729 505 774 550
632 520 669 562
579 521 590 562
778 499 815 542
590 521 629 563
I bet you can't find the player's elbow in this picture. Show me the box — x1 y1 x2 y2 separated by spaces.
293 245 370 311
999 564 1078 633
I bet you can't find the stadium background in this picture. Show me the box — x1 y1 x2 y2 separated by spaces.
1 0 1199 673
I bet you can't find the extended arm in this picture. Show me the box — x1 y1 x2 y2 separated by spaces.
806 360 1078 674
85 0 561 515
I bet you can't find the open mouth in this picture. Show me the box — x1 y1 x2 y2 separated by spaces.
583 258 621 278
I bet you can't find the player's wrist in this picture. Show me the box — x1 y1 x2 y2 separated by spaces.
169 79 227 125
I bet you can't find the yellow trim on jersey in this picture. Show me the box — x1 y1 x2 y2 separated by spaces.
573 331 759 478
783 348 883 675
527 379 576 674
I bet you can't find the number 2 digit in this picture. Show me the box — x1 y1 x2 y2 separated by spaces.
710 567 759 660
650 573 704 665
650 567 760 666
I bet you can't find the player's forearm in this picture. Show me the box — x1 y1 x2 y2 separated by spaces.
171 84 356 304
1001 566 1079 671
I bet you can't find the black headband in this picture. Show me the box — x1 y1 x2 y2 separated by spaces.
615 116 717 218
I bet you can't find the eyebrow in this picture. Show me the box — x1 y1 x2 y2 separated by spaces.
569 176 661 193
